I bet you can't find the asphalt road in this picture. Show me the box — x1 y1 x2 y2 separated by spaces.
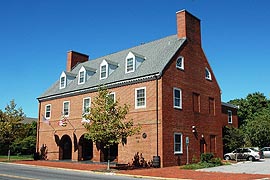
0 162 151 180
199 158 270 174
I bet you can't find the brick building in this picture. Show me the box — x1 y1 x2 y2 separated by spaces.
37 10 238 167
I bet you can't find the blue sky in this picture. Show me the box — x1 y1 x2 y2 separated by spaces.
0 0 269 118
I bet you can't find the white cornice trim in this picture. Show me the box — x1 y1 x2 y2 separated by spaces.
38 73 161 102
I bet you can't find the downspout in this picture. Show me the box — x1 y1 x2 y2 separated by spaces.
156 75 159 156
36 101 41 153
153 74 161 168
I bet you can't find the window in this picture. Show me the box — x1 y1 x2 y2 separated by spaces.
173 88 182 109
63 101 70 116
228 110 232 124
45 104 51 119
126 58 134 73
176 56 184 70
78 69 86 84
205 67 212 80
60 76 66 89
100 65 107 79
174 133 183 154
83 98 91 114
135 87 146 108
108 92 116 103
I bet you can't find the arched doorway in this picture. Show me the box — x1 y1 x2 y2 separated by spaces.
59 135 72 160
100 143 118 162
78 135 93 161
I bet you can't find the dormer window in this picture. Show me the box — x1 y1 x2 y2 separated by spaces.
59 71 76 89
60 72 66 89
100 59 118 80
126 58 134 73
176 56 184 70
205 67 212 80
100 64 107 79
78 68 86 85
125 52 145 74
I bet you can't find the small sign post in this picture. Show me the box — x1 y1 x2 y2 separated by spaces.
186 137 189 164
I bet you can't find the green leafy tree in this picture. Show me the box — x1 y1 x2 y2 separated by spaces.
223 126 245 153
229 92 269 127
11 121 37 155
0 100 25 154
83 87 141 167
244 109 270 148
228 92 270 148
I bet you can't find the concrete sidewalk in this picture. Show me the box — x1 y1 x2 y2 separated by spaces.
12 160 270 180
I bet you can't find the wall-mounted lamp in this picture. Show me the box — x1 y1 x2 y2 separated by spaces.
192 125 196 133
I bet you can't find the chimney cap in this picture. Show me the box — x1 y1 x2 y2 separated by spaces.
176 9 201 22
67 50 89 58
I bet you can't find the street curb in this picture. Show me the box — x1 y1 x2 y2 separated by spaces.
1 162 190 180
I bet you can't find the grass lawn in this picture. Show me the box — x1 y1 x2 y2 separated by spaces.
0 155 33 162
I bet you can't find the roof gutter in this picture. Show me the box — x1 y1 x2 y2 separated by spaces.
38 73 161 102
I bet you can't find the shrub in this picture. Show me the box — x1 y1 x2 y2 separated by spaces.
200 153 213 163
131 152 152 168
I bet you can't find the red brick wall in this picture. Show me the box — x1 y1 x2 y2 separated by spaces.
160 40 223 166
38 80 162 164
221 105 238 128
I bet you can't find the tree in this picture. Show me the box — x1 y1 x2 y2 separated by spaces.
228 92 270 148
244 109 270 148
83 87 141 168
0 100 34 155
223 126 245 153
229 92 269 127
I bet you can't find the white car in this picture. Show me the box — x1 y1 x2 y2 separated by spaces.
224 147 261 161
261 147 270 158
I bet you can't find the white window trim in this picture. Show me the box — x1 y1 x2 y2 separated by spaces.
59 72 66 89
173 87 182 109
126 57 135 73
176 56 184 70
100 60 108 80
83 97 91 114
135 87 146 109
228 110 232 124
78 67 86 85
63 101 70 117
174 132 183 154
205 67 212 80
109 92 116 103
45 104 51 119
125 52 136 74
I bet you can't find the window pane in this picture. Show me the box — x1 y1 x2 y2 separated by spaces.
127 58 134 72
101 65 107 78
60 77 65 87
63 102 69 116
176 57 184 69
79 71 84 83
174 133 182 153
136 88 145 107
83 98 90 113
45 105 51 118
174 88 181 108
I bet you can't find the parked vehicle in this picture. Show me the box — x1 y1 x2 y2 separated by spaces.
224 147 262 161
260 147 270 158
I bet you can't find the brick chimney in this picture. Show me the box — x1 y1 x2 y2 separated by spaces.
66 51 89 72
176 10 201 47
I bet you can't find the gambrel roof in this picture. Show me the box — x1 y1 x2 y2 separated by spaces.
38 35 186 101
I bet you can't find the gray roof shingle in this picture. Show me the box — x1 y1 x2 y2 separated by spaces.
38 34 186 100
